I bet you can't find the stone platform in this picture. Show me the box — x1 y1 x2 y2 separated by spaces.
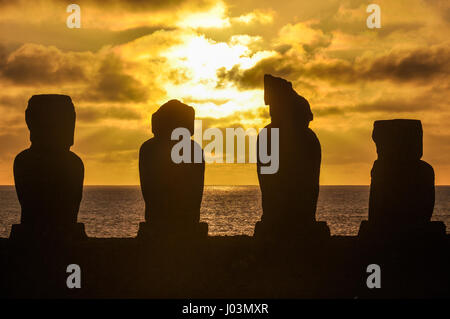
0 233 448 299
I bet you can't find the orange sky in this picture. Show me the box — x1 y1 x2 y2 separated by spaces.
0 0 449 185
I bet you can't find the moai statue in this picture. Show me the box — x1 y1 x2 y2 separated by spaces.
10 95 86 242
138 100 207 240
359 119 446 239
254 75 329 242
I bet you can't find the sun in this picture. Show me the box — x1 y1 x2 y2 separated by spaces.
160 34 275 120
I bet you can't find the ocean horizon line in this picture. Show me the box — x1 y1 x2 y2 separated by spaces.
2 184 450 187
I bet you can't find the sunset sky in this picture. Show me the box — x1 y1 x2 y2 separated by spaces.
0 0 449 185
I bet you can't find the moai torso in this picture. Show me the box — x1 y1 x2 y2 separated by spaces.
257 124 321 226
139 138 204 226
14 148 84 226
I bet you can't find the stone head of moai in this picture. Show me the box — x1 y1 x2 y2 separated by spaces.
151 99 195 139
372 119 423 161
264 74 313 127
26 94 76 151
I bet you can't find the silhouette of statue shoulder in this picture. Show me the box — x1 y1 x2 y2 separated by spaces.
255 74 329 240
138 100 207 238
11 95 85 241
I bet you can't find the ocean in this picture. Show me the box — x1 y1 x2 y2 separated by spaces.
0 185 449 238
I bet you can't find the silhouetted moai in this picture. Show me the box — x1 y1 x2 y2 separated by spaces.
254 75 329 241
359 119 446 239
138 100 207 239
10 95 86 242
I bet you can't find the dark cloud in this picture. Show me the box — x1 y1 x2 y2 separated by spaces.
324 46 450 83
302 36 333 55
0 44 91 85
217 56 296 89
167 68 190 86
274 44 292 55
0 45 8 68
82 54 148 103
367 46 450 82
0 45 151 103
258 107 270 119
218 45 450 89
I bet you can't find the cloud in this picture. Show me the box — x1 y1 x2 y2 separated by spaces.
0 45 8 68
366 46 450 82
0 44 149 103
0 44 93 85
81 54 149 103
218 44 450 89
277 22 333 55
217 56 295 89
